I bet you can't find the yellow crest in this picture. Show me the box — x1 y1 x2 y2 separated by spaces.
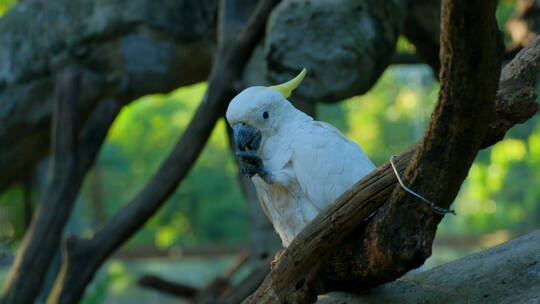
266 68 307 98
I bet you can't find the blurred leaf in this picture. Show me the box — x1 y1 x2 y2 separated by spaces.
0 0 17 16
395 35 416 53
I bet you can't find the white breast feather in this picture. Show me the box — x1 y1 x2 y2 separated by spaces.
252 119 375 247
291 121 375 211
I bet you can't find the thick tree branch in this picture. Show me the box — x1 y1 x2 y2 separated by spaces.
485 35 540 148
243 1 539 303
354 0 503 287
1 70 122 304
1 70 80 304
45 1 279 303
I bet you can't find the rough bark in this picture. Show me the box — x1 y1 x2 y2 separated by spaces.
0 0 217 193
484 33 540 148
1 70 122 304
316 229 540 304
0 70 80 304
43 1 279 303
243 1 537 303
341 0 504 287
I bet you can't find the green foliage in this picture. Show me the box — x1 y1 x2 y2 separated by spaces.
0 185 26 241
0 0 16 16
1 63 538 255
319 66 438 166
444 116 540 235
80 83 246 248
395 36 416 54
320 64 540 237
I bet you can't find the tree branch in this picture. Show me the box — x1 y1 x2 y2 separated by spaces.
317 229 540 304
1 70 80 304
0 0 217 193
45 1 280 303
138 275 199 299
220 259 271 304
243 1 539 303
354 0 503 287
484 35 540 148
137 252 249 302
1 69 122 304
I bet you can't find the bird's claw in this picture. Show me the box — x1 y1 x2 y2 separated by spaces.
236 151 272 183
271 249 285 269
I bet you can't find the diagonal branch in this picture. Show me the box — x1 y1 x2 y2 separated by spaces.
244 1 540 303
137 275 199 299
354 0 504 287
2 69 122 304
45 1 280 303
1 69 80 304
485 34 540 148
77 98 124 177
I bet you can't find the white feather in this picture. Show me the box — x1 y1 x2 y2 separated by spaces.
226 87 375 247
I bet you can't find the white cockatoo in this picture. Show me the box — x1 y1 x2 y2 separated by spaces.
226 69 375 247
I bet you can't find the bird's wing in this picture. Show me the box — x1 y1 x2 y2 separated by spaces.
291 121 375 210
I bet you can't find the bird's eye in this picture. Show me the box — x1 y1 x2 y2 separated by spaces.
260 110 270 120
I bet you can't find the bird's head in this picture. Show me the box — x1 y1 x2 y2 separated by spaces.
226 69 307 152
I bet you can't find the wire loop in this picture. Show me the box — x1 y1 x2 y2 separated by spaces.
389 155 456 215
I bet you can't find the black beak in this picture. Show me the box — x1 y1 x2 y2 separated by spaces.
233 123 261 151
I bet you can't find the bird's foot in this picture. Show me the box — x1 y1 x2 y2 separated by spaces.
236 151 272 183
